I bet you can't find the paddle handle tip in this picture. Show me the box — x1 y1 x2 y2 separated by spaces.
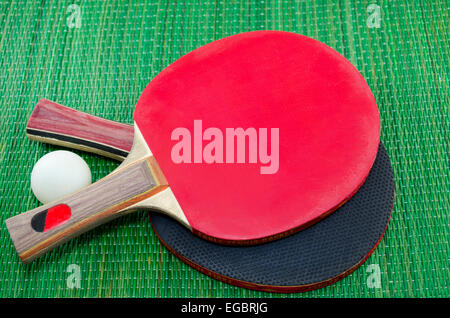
27 99 134 161
5 157 167 263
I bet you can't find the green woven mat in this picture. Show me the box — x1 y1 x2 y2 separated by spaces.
0 0 448 298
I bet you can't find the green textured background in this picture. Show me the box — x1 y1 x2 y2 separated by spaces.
0 0 448 298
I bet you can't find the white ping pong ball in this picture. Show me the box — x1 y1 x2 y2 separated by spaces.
30 150 92 204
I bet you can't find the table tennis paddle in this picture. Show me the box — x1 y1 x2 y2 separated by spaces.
7 31 380 263
26 101 394 292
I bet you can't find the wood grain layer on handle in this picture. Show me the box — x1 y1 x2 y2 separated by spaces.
27 99 134 160
5 157 168 263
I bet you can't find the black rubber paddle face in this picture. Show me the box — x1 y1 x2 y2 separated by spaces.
149 143 394 293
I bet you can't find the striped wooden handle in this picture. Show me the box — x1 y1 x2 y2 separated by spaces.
5 157 168 263
27 99 134 161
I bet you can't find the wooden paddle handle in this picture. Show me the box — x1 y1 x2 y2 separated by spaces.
5 157 168 263
27 99 134 161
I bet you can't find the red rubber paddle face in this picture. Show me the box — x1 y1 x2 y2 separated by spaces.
135 31 380 243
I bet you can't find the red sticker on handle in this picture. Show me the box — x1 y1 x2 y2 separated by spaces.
31 204 71 232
